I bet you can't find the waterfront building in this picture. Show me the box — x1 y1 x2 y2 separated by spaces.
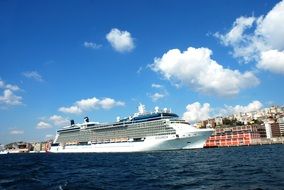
194 122 203 129
215 117 223 127
30 141 49 152
201 119 216 129
265 119 281 138
5 142 32 153
205 125 265 147
278 117 284 137
0 144 4 151
271 123 281 137
257 125 267 138
31 142 44 152
265 121 273 139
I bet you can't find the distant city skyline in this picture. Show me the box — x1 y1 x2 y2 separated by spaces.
0 0 283 144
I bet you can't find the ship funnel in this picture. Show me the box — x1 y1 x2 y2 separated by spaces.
70 120 75 126
84 117 89 123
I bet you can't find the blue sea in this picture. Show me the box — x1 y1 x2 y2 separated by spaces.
0 144 283 190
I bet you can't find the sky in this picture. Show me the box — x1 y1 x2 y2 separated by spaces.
0 0 284 144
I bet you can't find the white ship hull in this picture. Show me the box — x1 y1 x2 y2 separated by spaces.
49 129 213 153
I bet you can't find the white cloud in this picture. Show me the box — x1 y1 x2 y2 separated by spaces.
151 83 163 89
36 121 52 129
59 106 82 114
214 16 263 63
83 41 102 49
258 50 284 74
150 92 165 102
182 102 211 123
256 1 284 50
36 115 69 130
49 115 69 126
149 83 167 101
59 97 125 114
99 98 125 109
10 130 24 135
22 71 43 82
182 100 263 123
0 89 22 106
216 16 256 46
216 0 284 74
0 79 20 91
215 17 263 63
233 100 263 113
5 84 20 91
221 100 263 115
106 28 134 52
151 47 259 97
76 97 100 110
0 80 22 107
137 66 143 74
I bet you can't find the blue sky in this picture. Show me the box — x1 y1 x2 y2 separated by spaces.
0 0 283 144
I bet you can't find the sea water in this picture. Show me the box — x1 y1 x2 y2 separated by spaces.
0 144 283 190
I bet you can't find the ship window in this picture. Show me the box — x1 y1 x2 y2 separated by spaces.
51 143 59 146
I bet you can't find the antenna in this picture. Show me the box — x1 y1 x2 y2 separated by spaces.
138 103 146 114
155 106 159 113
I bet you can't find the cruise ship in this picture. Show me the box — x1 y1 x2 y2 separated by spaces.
49 104 214 153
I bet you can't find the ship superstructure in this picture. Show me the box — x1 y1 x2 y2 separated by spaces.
50 104 214 153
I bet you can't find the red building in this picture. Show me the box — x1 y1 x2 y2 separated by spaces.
205 125 266 147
